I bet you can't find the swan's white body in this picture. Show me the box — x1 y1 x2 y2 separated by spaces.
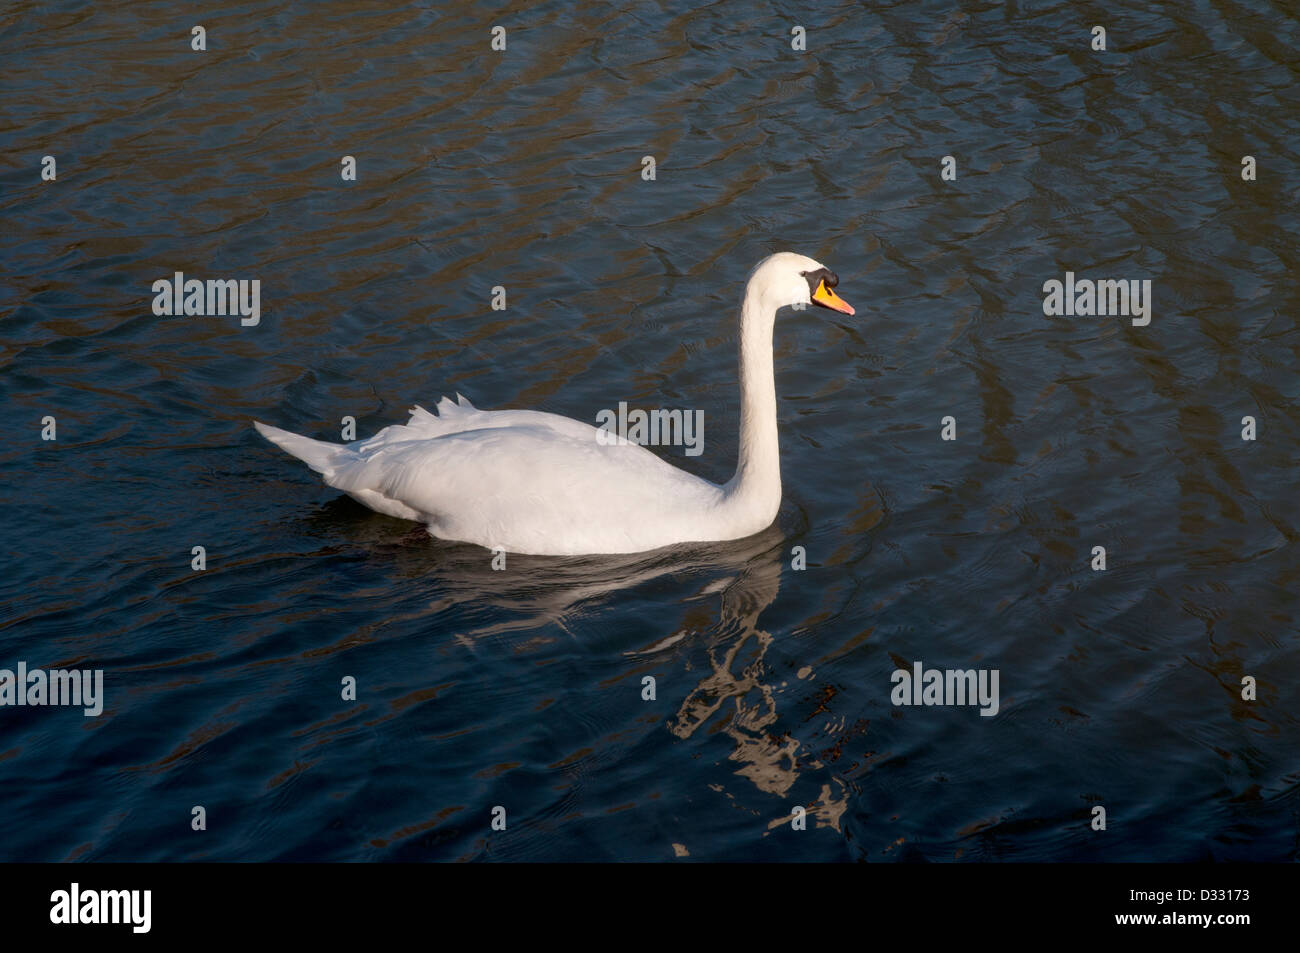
254 252 853 556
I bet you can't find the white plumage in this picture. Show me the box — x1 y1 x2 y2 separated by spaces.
254 252 853 555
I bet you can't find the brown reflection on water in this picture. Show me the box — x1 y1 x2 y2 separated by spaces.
668 533 851 830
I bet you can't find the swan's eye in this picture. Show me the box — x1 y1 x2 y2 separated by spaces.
802 268 833 296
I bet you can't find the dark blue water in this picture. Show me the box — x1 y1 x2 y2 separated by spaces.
2 0 1297 861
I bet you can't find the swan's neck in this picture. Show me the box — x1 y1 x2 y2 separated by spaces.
724 287 781 523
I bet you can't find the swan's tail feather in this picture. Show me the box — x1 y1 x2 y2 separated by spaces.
253 421 354 477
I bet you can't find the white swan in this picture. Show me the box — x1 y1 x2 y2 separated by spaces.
254 252 854 556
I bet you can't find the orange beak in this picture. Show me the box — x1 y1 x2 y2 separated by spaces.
812 278 854 315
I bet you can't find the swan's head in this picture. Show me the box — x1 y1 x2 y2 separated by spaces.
748 251 855 316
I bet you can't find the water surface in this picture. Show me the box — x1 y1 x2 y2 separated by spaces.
1 0 1297 861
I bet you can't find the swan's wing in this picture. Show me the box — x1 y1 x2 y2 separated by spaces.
328 422 726 554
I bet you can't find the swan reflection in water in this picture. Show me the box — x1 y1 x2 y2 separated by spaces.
304 500 851 834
